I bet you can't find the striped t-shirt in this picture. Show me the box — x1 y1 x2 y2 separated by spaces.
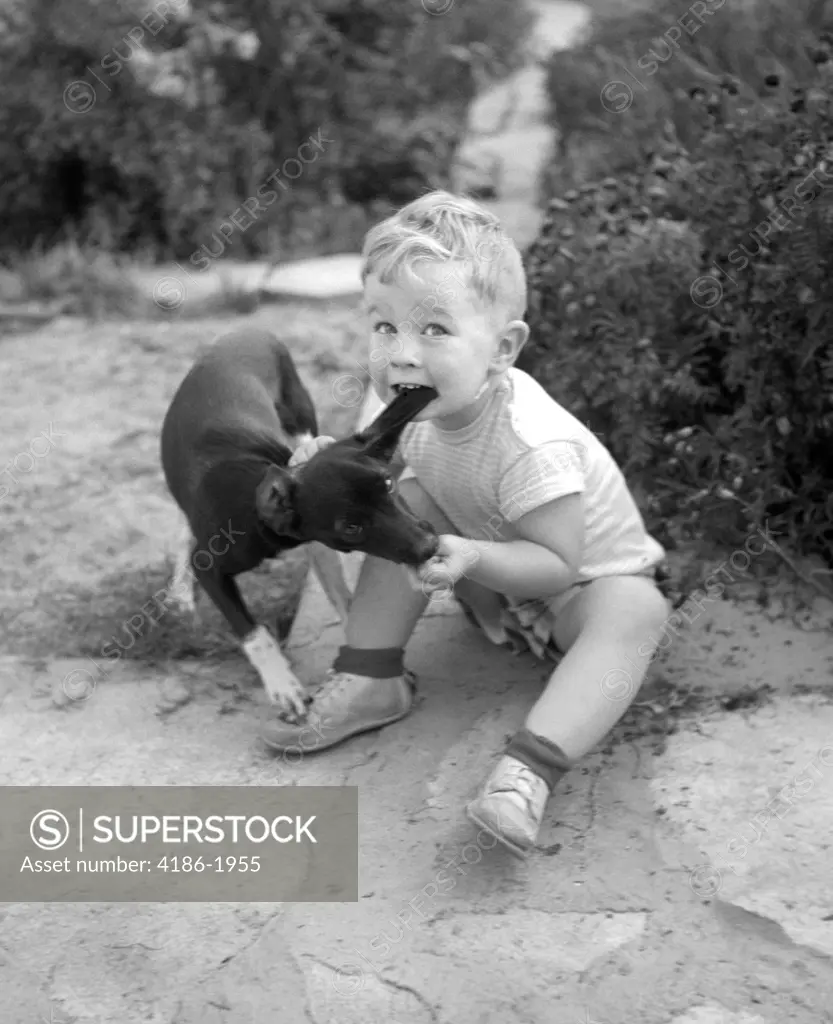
398 368 665 584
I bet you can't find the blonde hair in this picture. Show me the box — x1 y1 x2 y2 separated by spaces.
360 190 527 321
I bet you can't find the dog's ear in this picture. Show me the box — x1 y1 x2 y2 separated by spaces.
356 387 437 461
255 465 299 536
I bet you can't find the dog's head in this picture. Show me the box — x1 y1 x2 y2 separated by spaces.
255 387 440 566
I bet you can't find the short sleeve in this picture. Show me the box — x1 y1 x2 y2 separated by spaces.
498 441 585 523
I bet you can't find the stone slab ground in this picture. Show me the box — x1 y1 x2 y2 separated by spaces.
1 535 832 1023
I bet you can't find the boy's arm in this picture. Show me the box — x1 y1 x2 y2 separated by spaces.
462 493 584 599
423 440 586 598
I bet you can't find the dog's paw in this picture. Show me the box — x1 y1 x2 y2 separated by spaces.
264 673 309 721
242 625 308 718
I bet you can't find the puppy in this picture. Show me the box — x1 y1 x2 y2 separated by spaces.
160 327 438 716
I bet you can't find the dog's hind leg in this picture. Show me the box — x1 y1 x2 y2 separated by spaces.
308 542 352 626
165 513 198 617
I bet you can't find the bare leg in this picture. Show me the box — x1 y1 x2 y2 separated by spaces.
529 575 670 760
346 477 509 648
466 574 670 858
345 479 449 649
260 479 470 752
453 576 509 646
308 541 352 626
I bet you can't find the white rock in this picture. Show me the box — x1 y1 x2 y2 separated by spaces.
671 1006 767 1024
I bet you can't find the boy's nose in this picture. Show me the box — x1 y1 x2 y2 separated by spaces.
389 335 421 366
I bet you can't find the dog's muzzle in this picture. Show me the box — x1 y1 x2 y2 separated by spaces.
415 521 440 562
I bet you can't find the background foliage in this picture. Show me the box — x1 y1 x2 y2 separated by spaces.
0 0 533 261
522 0 833 583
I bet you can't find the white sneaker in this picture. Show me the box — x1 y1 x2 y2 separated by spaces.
466 755 551 858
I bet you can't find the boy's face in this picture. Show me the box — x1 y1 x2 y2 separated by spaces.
363 261 521 431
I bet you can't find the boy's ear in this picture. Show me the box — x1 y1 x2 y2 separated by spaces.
491 320 529 372
255 465 300 536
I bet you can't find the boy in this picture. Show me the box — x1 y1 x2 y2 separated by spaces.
262 191 670 858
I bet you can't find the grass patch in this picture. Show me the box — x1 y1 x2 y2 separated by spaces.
0 298 374 668
13 240 146 319
4 549 310 666
3 243 288 321
3 194 382 323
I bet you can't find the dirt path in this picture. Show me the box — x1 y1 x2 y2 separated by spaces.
453 0 590 247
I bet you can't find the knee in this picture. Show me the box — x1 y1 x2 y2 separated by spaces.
622 582 672 646
639 584 672 638
624 586 676 668
590 577 672 648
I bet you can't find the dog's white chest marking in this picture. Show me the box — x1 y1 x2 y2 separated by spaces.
241 625 305 706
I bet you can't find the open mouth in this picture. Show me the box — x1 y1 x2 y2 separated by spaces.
391 383 435 396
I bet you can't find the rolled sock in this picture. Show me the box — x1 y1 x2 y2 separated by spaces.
332 645 405 678
505 727 572 792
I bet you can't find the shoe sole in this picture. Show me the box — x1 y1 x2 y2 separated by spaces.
261 704 413 755
465 802 532 860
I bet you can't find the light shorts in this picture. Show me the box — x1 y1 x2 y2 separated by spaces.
460 566 663 663
498 590 587 662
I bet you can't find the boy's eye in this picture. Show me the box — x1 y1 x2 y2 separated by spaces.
372 321 395 334
424 323 449 337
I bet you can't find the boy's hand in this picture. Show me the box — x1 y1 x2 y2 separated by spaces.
415 535 481 598
289 435 336 468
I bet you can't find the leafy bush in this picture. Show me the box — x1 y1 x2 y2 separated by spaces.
0 0 533 262
15 240 146 318
542 0 833 188
522 12 833 583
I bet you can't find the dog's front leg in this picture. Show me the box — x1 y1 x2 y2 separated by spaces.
240 626 308 720
194 566 308 719
308 542 352 626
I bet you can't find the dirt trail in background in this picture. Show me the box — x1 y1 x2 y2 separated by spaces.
453 0 590 247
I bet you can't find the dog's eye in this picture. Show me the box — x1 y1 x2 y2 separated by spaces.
341 523 363 538
385 477 395 493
